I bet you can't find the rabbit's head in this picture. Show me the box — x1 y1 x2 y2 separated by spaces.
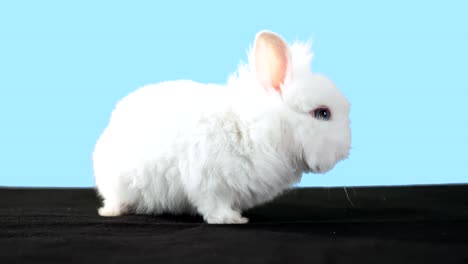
248 31 351 174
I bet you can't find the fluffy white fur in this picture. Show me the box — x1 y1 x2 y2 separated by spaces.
92 30 351 224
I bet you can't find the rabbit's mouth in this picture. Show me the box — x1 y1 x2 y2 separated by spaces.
299 150 312 173
312 166 321 173
306 164 323 174
299 149 331 174
313 165 332 174
308 159 336 174
299 150 318 173
301 159 322 174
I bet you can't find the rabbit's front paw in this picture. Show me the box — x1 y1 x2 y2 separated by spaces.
204 209 249 224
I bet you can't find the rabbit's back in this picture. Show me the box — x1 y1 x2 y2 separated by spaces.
97 80 229 160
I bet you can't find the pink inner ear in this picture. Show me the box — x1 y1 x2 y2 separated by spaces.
254 32 290 94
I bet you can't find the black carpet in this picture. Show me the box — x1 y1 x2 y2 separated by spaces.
1 184 468 263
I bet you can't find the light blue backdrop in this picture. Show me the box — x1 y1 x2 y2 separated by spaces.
1 1 467 187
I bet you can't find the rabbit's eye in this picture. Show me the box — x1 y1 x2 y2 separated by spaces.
312 107 331 121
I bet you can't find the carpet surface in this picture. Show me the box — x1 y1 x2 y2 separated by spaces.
1 185 468 263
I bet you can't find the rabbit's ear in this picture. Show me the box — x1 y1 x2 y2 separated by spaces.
253 31 292 94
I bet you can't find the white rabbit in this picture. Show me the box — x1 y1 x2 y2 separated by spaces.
92 30 351 224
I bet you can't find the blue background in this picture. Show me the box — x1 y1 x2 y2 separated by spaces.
1 1 467 187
